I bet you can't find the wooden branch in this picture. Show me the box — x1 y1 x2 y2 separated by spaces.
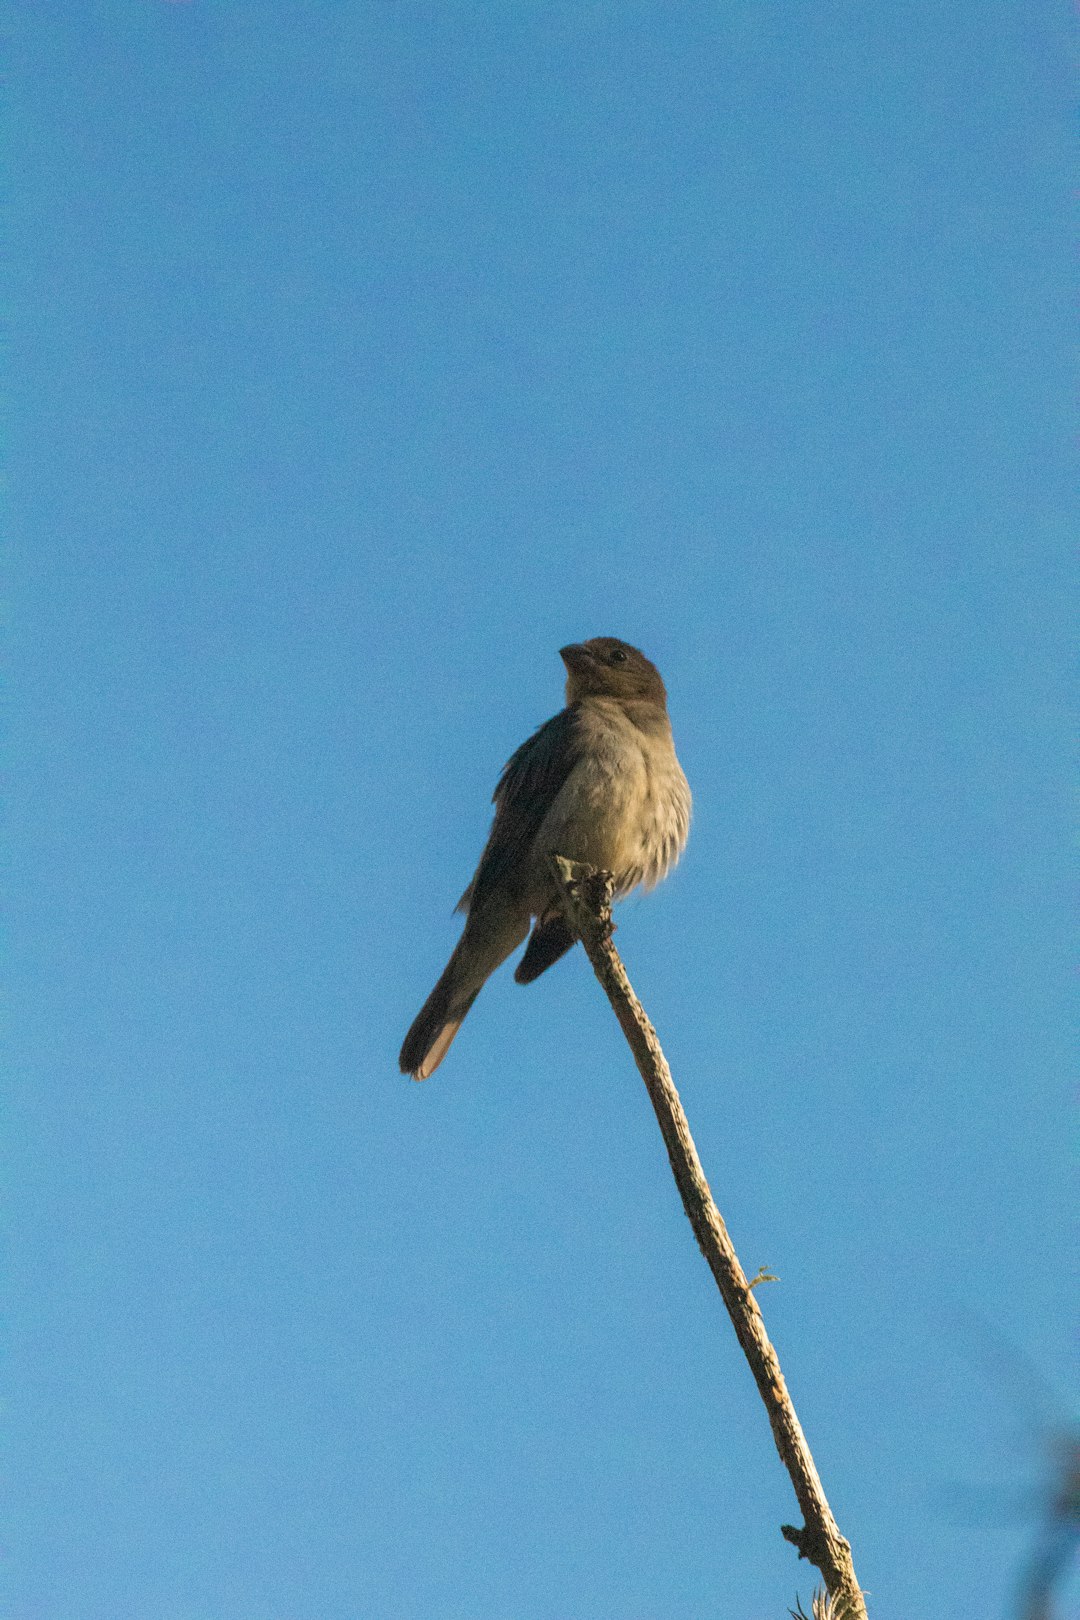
551 857 868 1619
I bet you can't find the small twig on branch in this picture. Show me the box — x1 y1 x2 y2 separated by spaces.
551 856 868 1619
790 1590 846 1620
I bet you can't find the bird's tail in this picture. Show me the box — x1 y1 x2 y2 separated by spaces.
399 903 529 1080
398 963 481 1081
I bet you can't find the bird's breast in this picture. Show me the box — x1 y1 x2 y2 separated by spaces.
532 702 691 898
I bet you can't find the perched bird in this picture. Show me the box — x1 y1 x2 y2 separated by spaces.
399 638 691 1079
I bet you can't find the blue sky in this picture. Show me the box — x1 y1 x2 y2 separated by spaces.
10 3 1075 1617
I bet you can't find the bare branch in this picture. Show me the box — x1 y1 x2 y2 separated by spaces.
551 857 868 1618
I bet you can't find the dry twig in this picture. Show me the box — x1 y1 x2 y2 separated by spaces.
551 857 868 1619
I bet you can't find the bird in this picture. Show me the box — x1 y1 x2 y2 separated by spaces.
399 637 691 1080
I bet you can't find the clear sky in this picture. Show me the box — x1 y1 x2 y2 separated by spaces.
10 3 1075 1617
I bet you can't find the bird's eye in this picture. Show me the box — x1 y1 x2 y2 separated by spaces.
609 648 628 664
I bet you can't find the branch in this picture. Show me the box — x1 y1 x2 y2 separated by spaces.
551 857 868 1619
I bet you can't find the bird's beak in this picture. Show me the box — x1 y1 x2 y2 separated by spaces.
559 643 589 670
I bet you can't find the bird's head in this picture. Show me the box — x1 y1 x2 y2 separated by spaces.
559 638 668 708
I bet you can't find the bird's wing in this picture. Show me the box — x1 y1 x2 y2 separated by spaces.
457 706 581 913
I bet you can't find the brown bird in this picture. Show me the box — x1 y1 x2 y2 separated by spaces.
399 638 691 1079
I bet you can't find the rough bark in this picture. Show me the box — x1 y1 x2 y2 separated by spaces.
551 857 868 1619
